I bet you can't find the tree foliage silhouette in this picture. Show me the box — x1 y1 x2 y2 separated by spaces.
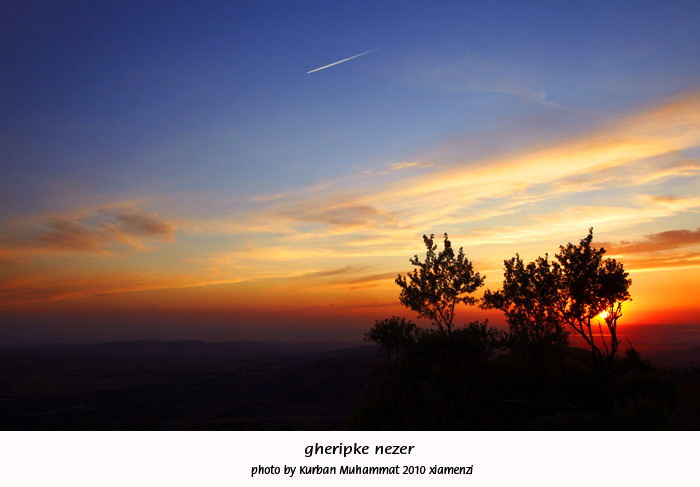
553 228 631 374
482 254 568 353
395 233 484 336
484 228 631 377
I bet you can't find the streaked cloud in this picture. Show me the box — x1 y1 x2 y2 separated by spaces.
2 93 699 309
390 161 435 170
616 252 700 272
37 220 105 252
289 266 367 280
115 212 176 238
180 88 700 291
226 92 700 250
604 228 700 254
251 192 292 202
1 209 177 256
595 228 700 272
0 272 193 306
398 50 590 114
277 198 402 229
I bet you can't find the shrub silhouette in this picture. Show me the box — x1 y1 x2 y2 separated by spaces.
364 317 419 371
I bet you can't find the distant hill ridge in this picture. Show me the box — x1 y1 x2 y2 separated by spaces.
650 346 700 368
4 339 700 368
34 339 370 355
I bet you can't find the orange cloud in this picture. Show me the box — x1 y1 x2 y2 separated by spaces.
0 272 192 306
114 211 176 238
289 266 367 280
214 92 700 252
603 228 700 254
277 198 401 230
622 252 700 272
37 220 105 252
596 228 700 272
390 161 435 170
2 209 177 256
3 92 700 316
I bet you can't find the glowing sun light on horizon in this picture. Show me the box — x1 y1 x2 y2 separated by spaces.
598 310 609 320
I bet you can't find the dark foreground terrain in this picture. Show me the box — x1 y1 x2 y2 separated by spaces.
1 340 700 430
0 340 380 430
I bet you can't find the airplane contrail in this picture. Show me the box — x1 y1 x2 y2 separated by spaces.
307 48 382 74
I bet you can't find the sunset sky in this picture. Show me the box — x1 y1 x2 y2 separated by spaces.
1 1 699 345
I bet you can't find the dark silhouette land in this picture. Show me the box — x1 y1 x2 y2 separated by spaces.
0 335 699 430
0 340 380 430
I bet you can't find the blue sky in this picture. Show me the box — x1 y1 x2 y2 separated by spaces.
4 1 698 202
1 1 699 343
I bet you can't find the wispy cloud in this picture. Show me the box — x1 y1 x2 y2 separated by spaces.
37 220 105 252
185 93 700 284
0 272 193 306
594 227 700 272
390 161 435 170
276 197 402 230
115 211 176 238
332 272 399 291
398 50 590 114
251 192 291 202
614 252 700 272
603 228 700 254
289 266 366 280
2 93 700 307
2 209 177 256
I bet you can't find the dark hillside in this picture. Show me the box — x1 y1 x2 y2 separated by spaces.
0 341 380 430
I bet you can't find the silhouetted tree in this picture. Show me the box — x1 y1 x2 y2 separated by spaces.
484 229 631 377
482 254 569 353
355 233 502 429
553 228 631 375
395 233 484 336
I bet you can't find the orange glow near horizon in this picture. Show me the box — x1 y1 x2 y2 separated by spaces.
1 93 699 344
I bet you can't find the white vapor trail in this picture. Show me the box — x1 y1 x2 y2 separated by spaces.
307 48 382 74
